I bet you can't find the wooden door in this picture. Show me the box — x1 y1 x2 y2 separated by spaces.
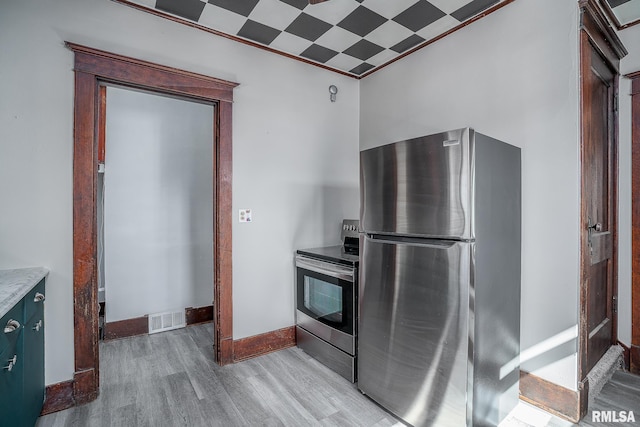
581 42 616 375
579 28 619 380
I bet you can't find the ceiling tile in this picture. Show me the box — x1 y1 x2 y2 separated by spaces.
314 25 362 53
337 5 388 37
350 62 375 75
343 39 385 61
362 0 422 19
451 0 499 22
248 0 302 30
609 0 640 23
300 44 339 64
156 0 206 21
415 15 460 40
427 0 480 14
366 48 397 67
393 0 446 32
607 0 631 6
135 0 156 7
364 19 414 49
269 30 314 55
278 0 308 10
302 1 360 25
285 13 333 42
324 52 364 72
237 19 282 45
207 0 260 17
199 3 248 35
390 34 426 53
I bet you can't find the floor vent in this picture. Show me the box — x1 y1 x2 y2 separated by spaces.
148 310 186 334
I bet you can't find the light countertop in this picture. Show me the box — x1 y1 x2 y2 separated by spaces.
0 267 49 318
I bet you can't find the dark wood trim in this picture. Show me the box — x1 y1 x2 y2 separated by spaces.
41 380 75 415
579 0 628 66
618 340 631 370
68 42 237 404
73 369 99 405
577 0 626 402
233 326 296 362
97 85 106 163
519 370 582 423
72 69 100 404
631 71 640 376
67 43 237 102
100 308 214 340
112 0 516 81
103 315 149 340
631 345 640 375
360 0 517 79
215 99 234 365
185 305 214 325
628 70 640 92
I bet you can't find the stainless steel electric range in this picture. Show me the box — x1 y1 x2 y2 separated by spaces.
294 220 359 382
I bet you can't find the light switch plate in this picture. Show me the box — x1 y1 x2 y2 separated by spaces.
239 209 252 223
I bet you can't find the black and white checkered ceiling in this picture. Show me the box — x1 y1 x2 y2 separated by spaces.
119 0 511 77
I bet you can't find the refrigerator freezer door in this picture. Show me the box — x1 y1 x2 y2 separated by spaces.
360 128 474 240
358 235 472 427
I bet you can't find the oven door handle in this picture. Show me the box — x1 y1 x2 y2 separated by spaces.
295 256 354 281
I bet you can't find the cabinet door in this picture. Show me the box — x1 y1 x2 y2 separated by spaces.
0 341 23 427
0 301 23 357
23 284 45 427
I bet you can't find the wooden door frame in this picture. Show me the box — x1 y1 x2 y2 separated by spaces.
67 43 237 404
578 0 626 409
630 70 640 374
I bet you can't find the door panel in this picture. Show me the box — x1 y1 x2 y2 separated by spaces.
580 37 617 378
23 312 45 427
358 236 471 427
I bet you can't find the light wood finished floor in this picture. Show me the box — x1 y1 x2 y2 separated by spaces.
36 323 401 427
37 323 640 427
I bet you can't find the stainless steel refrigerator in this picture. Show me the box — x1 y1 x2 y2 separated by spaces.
358 128 521 427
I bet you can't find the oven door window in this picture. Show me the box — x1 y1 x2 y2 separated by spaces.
297 268 353 334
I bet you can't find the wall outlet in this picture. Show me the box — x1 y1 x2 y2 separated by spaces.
239 209 252 223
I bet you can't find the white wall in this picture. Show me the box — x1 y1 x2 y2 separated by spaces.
0 0 359 385
103 86 214 323
617 23 640 346
360 0 580 390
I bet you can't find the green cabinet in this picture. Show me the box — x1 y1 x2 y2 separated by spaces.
0 278 45 427
23 279 46 427
0 300 25 427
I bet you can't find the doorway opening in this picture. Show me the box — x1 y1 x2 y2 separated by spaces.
68 43 237 404
97 85 215 341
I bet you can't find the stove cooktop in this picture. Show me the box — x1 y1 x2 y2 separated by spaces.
296 245 359 267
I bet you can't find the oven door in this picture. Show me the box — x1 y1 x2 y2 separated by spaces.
295 255 355 355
